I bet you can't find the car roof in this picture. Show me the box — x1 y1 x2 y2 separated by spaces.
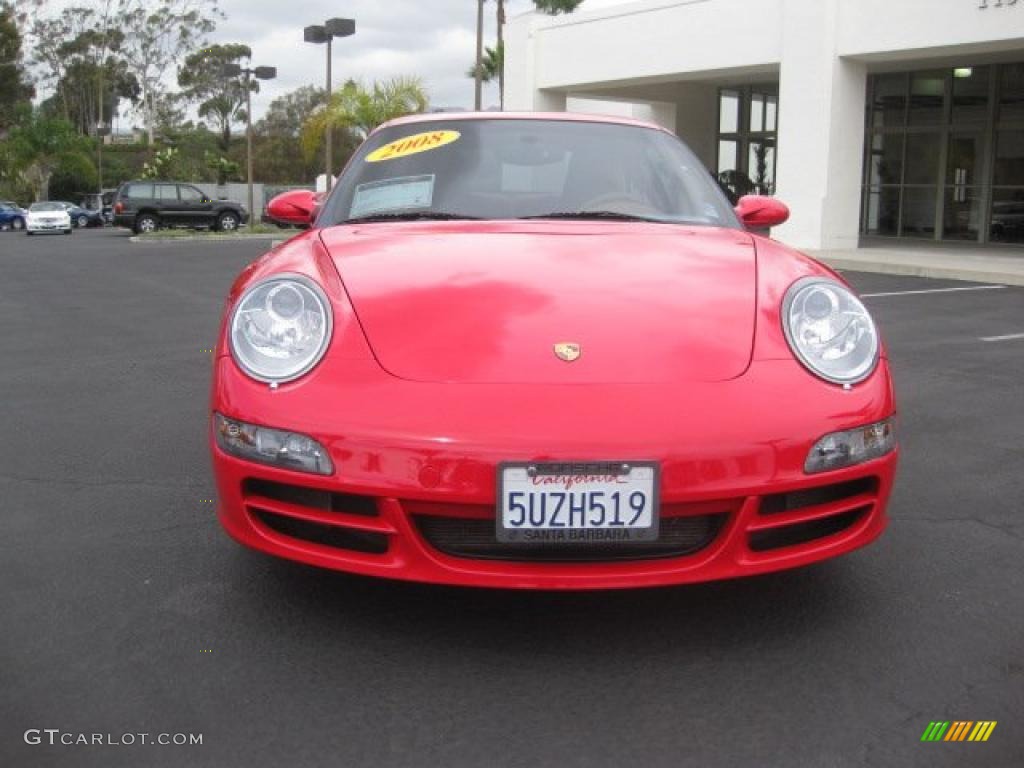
374 110 671 136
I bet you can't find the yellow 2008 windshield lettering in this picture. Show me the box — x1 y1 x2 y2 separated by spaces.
366 131 461 163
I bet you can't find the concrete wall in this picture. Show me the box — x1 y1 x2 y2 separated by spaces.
191 183 261 205
837 0 1024 61
672 84 718 171
510 0 783 92
566 97 677 133
772 0 867 249
508 0 1024 97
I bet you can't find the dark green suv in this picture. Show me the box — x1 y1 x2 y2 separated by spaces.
112 181 249 234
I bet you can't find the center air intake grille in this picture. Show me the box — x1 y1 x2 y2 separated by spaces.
414 514 727 562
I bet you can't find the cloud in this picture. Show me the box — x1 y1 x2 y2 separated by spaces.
32 0 636 126
213 0 510 115
209 0 633 115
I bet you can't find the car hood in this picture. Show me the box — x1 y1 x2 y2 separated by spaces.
320 221 757 384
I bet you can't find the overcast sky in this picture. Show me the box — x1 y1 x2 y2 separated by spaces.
215 0 630 114
63 0 630 129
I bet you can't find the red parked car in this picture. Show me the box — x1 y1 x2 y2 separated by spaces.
211 112 897 590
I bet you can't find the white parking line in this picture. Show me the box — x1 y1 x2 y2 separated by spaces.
860 285 1007 298
980 333 1024 342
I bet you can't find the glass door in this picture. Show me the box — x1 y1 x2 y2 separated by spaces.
990 64 1024 243
862 62 1024 246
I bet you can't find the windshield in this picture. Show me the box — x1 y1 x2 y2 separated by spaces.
30 203 64 212
322 118 739 228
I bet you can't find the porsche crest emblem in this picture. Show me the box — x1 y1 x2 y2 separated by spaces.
553 342 581 362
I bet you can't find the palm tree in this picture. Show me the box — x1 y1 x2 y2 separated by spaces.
470 2 502 110
471 0 583 110
301 77 428 159
532 0 583 12
466 43 502 89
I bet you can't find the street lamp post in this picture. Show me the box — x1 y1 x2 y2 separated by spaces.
95 120 110 207
474 0 484 110
224 62 277 224
303 18 355 193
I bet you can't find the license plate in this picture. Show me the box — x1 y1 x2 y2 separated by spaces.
497 462 659 543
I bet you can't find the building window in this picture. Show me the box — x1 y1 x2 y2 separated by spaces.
999 63 1024 122
992 129 1024 243
719 89 740 133
992 64 1024 243
716 85 778 203
870 74 907 130
861 62 1024 246
908 71 946 127
952 66 990 124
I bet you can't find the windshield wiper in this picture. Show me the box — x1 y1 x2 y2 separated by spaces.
341 210 673 225
517 211 666 223
341 211 482 224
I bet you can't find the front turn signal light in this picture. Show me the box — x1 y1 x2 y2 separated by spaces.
805 418 895 473
214 413 333 475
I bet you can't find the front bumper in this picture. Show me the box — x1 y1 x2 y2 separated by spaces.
211 356 897 590
26 220 70 232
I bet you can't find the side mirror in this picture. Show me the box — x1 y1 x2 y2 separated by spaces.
734 195 790 230
266 189 319 229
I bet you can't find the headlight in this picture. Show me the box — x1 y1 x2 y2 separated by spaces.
229 274 332 383
782 277 879 385
215 414 333 474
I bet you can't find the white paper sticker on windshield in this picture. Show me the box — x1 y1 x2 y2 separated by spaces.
350 175 435 218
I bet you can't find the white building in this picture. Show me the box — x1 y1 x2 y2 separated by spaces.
505 0 1024 250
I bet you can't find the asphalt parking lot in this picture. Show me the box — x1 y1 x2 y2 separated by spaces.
1 227 1022 768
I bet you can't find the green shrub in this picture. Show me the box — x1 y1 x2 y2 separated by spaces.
48 152 98 202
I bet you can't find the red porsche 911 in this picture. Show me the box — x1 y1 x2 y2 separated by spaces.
210 112 897 589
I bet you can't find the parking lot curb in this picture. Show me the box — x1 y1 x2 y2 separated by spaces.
129 234 280 243
811 251 1024 287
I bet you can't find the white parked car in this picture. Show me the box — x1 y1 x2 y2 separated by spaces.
26 202 72 236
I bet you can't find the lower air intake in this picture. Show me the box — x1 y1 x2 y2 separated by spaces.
748 507 868 552
414 514 727 562
252 508 388 554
